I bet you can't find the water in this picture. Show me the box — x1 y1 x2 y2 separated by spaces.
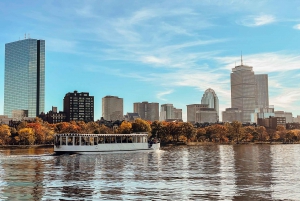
0 145 300 200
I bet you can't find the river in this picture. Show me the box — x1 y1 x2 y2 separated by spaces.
0 144 299 200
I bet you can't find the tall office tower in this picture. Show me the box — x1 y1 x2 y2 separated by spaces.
201 88 219 121
63 91 94 122
160 104 174 121
133 102 159 121
102 96 123 121
4 38 45 117
255 74 269 108
231 63 256 123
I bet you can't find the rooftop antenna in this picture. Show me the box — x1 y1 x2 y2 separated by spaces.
28 33 30 38
241 51 243 65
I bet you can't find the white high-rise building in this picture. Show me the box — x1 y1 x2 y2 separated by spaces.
231 63 256 123
201 88 219 121
102 96 123 121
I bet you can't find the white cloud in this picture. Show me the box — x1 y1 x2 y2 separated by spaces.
157 90 174 101
216 52 300 73
293 24 300 30
238 14 275 27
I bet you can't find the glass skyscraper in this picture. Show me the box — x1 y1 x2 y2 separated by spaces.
4 38 45 117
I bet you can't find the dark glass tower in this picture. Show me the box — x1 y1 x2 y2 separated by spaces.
4 38 45 117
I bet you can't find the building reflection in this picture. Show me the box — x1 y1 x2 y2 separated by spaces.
232 145 272 200
0 157 45 200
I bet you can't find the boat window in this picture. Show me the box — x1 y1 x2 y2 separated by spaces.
128 136 133 143
75 137 80 145
137 136 141 143
98 136 104 144
105 136 111 143
62 137 66 145
94 137 98 145
111 136 116 143
122 136 127 143
81 136 89 145
132 136 136 143
67 136 73 145
90 137 94 146
55 136 60 145
116 136 121 143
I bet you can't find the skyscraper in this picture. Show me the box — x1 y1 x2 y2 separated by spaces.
201 88 219 121
255 74 269 108
133 101 159 121
4 38 45 117
160 104 174 121
231 63 256 123
64 91 94 122
102 96 123 121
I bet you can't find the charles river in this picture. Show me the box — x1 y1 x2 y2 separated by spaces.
0 145 300 201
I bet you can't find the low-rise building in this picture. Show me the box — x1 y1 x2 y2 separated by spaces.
222 108 242 122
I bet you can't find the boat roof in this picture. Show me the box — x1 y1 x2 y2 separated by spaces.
55 133 149 137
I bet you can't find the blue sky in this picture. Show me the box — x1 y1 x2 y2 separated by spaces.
1 0 300 121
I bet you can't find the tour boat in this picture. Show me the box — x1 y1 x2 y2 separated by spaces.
54 132 160 154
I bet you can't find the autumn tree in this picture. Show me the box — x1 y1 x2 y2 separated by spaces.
181 122 196 142
131 118 151 133
151 121 163 138
256 126 268 142
118 121 132 134
0 124 11 145
18 128 35 145
196 128 206 142
229 121 243 144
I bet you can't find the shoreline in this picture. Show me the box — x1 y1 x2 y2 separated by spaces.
0 144 53 149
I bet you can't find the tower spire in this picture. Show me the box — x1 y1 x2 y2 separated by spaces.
241 51 243 65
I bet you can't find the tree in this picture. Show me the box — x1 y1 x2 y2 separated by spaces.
181 122 196 142
18 128 35 145
118 121 132 134
196 128 206 142
0 124 11 145
230 121 243 144
256 126 268 142
131 119 151 133
151 121 163 138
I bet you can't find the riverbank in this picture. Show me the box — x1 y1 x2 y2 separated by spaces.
0 144 53 149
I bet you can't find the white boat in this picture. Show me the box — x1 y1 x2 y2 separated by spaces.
54 132 160 154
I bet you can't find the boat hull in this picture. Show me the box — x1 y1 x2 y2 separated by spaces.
54 143 160 155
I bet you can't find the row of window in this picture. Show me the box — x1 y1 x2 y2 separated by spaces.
57 135 147 146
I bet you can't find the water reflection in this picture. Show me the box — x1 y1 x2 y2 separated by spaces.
0 145 300 200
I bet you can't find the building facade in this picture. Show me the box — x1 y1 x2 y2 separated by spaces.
102 96 123 121
4 38 45 117
222 108 242 123
187 104 217 123
201 88 219 121
160 104 174 121
231 64 256 123
133 102 159 121
275 111 293 123
255 74 269 108
173 107 182 120
64 91 94 122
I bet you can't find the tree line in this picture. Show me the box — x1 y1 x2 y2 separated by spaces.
0 118 299 145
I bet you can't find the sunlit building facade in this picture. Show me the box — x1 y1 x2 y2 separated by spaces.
102 96 123 121
133 102 159 121
231 64 256 123
4 38 45 117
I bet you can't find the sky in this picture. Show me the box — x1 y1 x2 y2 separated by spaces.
1 0 300 121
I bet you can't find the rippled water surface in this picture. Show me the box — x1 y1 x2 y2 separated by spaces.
0 145 300 200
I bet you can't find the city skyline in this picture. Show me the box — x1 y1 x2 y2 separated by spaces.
1 1 300 121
